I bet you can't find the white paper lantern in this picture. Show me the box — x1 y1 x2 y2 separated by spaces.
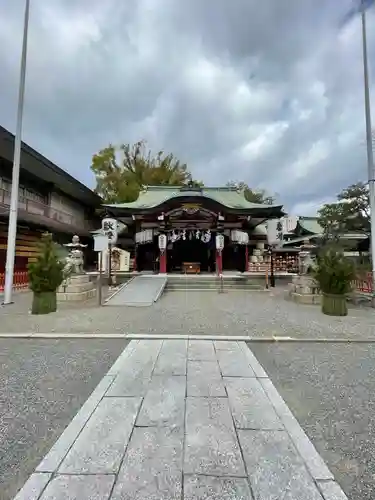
158 234 167 252
216 234 224 251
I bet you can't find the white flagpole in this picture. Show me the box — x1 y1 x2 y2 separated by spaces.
3 0 30 304
361 2 375 306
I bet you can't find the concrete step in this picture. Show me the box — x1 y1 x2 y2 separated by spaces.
58 281 94 293
57 288 96 301
165 276 264 291
165 283 263 290
164 287 266 292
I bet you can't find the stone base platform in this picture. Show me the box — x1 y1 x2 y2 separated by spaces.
291 292 321 305
287 275 321 306
57 274 96 302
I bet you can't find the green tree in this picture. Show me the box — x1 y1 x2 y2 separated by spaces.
28 233 65 314
91 140 200 203
318 182 370 237
226 181 275 204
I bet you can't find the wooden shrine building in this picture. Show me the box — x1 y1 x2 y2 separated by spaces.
103 185 284 274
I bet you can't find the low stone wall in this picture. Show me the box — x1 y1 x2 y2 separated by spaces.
288 275 321 305
57 274 95 302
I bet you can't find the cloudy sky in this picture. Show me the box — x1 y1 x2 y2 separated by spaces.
0 0 374 214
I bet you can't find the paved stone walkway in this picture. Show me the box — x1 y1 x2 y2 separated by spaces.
14 340 347 499
106 276 166 306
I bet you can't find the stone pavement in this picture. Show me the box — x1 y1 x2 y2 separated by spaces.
14 340 347 499
1 290 375 339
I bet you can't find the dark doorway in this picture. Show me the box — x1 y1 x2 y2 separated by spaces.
137 242 157 272
222 238 246 272
169 238 210 272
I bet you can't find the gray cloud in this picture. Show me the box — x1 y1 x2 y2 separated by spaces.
0 0 374 215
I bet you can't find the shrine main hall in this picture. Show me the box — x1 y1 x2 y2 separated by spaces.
103 185 284 275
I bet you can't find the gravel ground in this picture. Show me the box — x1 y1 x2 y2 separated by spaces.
250 342 375 500
0 339 127 500
1 289 375 339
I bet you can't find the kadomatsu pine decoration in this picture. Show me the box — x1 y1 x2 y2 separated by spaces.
28 232 65 314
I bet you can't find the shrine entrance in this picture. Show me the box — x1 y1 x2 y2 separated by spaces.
168 237 215 273
222 237 247 272
137 241 157 272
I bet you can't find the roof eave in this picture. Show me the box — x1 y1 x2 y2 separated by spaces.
0 125 102 207
102 203 284 217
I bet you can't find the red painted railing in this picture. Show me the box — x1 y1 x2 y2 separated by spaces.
0 271 29 292
352 272 373 294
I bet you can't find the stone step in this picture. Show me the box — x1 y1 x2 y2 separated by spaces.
65 274 91 285
57 288 96 302
165 289 263 293
165 278 264 290
164 288 266 292
58 282 95 293
165 283 263 289
167 280 265 287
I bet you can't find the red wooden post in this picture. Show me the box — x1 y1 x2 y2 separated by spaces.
216 250 222 275
159 251 167 273
133 245 137 272
158 234 167 274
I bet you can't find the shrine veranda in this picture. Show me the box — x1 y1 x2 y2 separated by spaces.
102 185 300 275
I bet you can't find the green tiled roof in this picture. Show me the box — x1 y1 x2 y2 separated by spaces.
104 185 282 211
298 217 323 235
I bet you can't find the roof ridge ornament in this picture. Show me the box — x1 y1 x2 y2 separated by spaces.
179 180 202 193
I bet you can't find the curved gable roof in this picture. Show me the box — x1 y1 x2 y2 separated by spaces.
298 217 322 235
104 185 283 213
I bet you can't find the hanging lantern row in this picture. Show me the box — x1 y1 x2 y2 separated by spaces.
230 230 249 245
167 229 212 243
135 229 154 244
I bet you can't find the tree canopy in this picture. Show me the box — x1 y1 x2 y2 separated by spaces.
318 182 370 237
226 181 275 204
91 141 201 203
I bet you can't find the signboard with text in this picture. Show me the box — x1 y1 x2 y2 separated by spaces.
101 218 118 244
267 219 284 246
